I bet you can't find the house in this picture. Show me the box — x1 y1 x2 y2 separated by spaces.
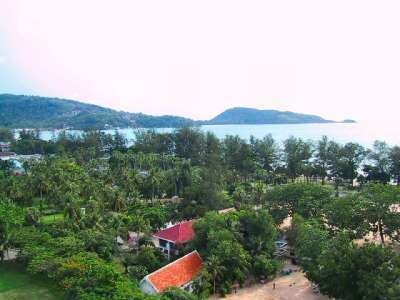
0 152 17 160
0 142 11 152
140 250 203 295
153 220 195 259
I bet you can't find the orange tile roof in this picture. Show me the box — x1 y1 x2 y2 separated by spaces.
147 250 203 293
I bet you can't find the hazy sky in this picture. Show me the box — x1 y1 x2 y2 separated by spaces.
1 0 399 121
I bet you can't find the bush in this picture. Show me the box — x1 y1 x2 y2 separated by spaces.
253 255 280 279
163 287 198 300
128 265 148 280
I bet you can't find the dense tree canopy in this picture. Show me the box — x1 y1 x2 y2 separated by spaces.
1 127 400 299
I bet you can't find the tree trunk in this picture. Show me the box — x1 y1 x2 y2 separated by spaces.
335 183 339 198
378 221 385 244
213 277 216 295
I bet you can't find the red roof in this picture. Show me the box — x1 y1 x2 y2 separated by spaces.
146 250 203 293
153 220 195 244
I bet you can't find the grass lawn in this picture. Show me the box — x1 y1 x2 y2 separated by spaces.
0 262 64 300
40 213 64 224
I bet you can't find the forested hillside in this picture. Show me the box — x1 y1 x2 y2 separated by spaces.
208 107 335 124
0 94 350 130
0 94 194 129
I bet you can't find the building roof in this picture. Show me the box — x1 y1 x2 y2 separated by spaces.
153 220 195 244
145 250 203 293
0 152 16 157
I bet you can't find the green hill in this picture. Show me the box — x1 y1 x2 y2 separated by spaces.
206 107 335 125
0 94 349 129
0 94 194 129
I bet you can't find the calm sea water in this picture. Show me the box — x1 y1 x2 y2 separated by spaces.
39 121 400 148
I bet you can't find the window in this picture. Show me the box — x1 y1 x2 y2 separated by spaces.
159 239 167 248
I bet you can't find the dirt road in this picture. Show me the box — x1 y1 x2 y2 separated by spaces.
210 263 330 300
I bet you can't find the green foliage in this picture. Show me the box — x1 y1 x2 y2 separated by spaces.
2 121 400 300
79 229 117 261
127 265 148 281
389 145 400 184
0 199 24 261
324 194 368 237
283 136 313 180
57 252 142 300
266 183 332 223
0 128 14 142
362 141 391 183
237 209 277 256
209 107 332 125
311 236 400 300
162 287 198 300
0 94 194 129
361 184 400 244
252 255 281 279
191 210 278 295
131 246 166 273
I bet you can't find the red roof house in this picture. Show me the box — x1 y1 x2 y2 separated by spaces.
140 250 203 294
153 220 195 244
153 220 196 259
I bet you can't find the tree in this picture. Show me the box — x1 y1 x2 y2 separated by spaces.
314 136 331 184
338 142 365 185
163 287 198 300
174 127 205 165
389 145 400 185
131 245 166 273
289 215 330 276
250 134 279 171
223 135 255 182
253 254 280 279
57 252 144 300
206 255 226 295
237 209 277 256
282 137 313 181
0 128 14 142
363 140 391 183
324 194 368 238
311 236 400 300
361 184 400 244
265 183 332 223
207 232 251 295
0 199 24 261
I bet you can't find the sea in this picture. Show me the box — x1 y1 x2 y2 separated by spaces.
38 121 399 148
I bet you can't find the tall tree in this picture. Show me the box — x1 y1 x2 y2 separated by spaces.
339 142 365 186
283 137 313 181
0 199 24 261
363 140 391 183
314 135 330 184
389 145 400 185
250 134 279 171
361 184 400 244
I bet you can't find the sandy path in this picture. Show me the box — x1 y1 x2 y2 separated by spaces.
210 263 330 300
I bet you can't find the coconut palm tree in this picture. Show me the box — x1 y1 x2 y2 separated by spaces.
206 255 226 295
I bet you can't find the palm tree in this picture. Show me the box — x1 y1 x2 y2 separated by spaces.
110 190 127 212
206 255 226 295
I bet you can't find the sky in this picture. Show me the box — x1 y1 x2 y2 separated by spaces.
0 0 399 121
